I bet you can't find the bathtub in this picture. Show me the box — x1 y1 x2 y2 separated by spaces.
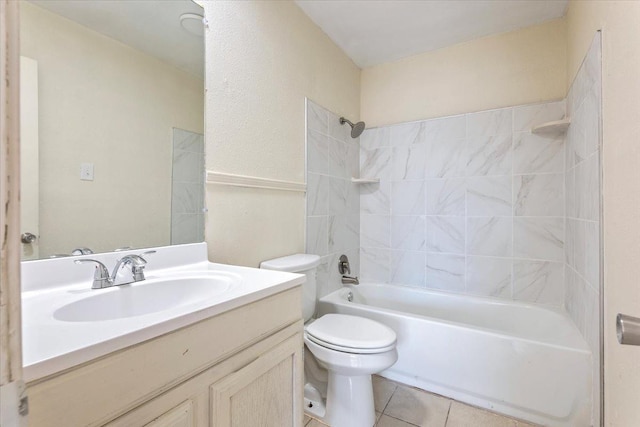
317 284 591 427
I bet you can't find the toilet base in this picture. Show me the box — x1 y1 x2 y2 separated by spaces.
324 372 376 427
304 383 326 419
303 326 397 427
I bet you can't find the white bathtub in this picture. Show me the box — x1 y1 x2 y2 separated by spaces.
317 284 591 427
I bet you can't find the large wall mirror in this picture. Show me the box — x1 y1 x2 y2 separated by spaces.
19 0 205 260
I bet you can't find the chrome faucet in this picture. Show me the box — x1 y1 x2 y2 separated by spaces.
48 247 94 258
75 250 156 289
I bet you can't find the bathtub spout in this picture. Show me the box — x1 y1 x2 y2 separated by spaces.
341 275 359 285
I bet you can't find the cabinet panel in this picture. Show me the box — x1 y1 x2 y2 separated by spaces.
145 400 195 427
106 326 302 427
210 334 303 427
230 357 292 426
106 387 207 427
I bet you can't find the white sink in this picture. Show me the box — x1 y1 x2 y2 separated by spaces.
53 273 241 322
21 242 305 382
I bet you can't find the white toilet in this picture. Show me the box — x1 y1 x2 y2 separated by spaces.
260 254 397 427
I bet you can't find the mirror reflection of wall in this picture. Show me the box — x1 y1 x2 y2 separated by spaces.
19 0 205 260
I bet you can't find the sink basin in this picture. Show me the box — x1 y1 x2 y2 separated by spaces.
53 273 241 322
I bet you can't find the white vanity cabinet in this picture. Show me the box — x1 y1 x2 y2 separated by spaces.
25 288 304 427
108 334 303 427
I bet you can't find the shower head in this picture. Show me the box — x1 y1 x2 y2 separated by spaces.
339 117 366 138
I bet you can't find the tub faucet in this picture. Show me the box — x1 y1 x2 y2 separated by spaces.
341 275 360 285
338 254 359 285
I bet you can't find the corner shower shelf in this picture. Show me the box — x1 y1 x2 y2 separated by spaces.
351 177 380 184
531 118 571 136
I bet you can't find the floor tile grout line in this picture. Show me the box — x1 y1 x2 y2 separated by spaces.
380 383 398 415
380 413 422 427
444 400 452 426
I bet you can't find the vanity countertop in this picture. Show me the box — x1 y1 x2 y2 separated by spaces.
21 243 304 382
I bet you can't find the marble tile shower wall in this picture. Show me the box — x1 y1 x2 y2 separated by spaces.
359 100 567 306
171 128 205 245
564 33 601 425
305 100 360 298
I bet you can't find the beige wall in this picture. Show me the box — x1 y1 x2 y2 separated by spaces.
203 1 360 266
20 3 204 257
566 1 640 425
361 19 567 128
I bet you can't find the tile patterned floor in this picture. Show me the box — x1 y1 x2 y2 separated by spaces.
303 376 540 427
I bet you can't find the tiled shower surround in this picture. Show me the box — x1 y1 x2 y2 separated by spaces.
305 100 360 298
358 100 567 306
565 33 602 425
305 35 601 427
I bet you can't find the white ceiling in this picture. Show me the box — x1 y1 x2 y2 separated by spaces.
295 0 568 68
29 0 204 78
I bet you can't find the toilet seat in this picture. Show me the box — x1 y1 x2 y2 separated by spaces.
305 333 396 354
305 314 396 354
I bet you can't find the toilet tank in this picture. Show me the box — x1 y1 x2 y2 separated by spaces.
260 254 320 322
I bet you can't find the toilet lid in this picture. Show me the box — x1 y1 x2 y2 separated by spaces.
305 314 396 351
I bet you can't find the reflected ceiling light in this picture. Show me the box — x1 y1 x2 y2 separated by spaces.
180 13 205 37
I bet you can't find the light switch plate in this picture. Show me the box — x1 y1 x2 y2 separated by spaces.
80 163 94 181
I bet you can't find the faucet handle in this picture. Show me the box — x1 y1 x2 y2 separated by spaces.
115 255 147 271
138 250 156 259
338 254 351 275
74 259 112 289
124 252 155 282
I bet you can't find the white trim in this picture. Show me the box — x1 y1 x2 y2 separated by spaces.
1 0 24 391
206 171 306 193
1 2 27 424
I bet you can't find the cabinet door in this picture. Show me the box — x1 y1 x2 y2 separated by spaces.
145 400 195 427
210 334 303 427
